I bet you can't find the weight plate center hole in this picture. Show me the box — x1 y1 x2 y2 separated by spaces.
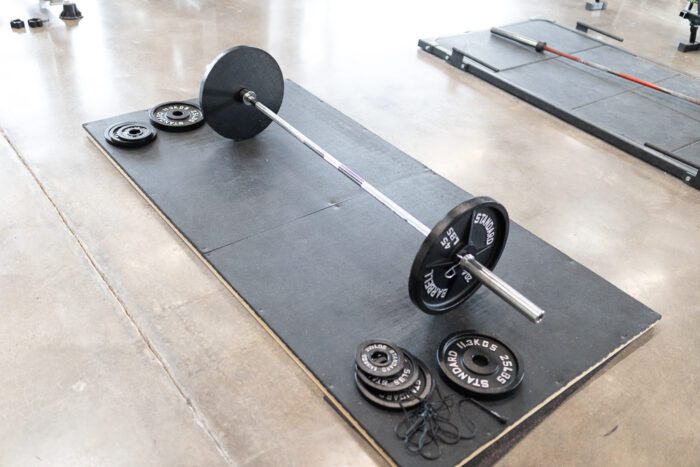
459 245 476 257
173 111 183 117
370 350 390 366
472 353 489 367
129 128 141 135
463 350 499 375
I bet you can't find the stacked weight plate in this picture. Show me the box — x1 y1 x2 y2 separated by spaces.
354 340 433 409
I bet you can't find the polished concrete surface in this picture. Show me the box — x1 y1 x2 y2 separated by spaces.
1 0 699 465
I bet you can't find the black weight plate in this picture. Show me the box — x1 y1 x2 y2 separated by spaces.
199 45 284 141
355 349 420 393
355 357 433 410
104 121 157 148
436 331 523 398
355 339 405 379
149 101 205 132
408 197 509 314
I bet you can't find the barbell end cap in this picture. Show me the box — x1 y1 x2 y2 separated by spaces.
240 89 257 106
490 27 510 40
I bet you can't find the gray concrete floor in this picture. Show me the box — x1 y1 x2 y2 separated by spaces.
1 0 699 465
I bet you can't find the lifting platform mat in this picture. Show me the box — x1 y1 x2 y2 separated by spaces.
419 19 700 191
83 80 660 466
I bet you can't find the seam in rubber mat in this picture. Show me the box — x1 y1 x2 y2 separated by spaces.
665 139 700 170
551 45 682 89
202 194 362 255
0 128 236 467
556 61 682 112
631 89 700 130
568 78 700 132
569 87 639 111
495 44 605 73
670 138 700 154
203 167 433 256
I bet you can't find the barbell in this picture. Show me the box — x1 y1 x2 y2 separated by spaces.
199 46 545 324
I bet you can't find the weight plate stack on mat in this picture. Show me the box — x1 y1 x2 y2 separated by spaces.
437 331 523 398
148 101 205 132
199 45 284 141
409 197 509 314
354 341 433 410
104 121 157 148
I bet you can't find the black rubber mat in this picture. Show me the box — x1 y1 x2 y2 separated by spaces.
84 81 660 466
420 19 700 189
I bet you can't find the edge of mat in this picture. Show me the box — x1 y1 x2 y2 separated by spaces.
86 129 659 467
84 131 397 466
456 318 657 466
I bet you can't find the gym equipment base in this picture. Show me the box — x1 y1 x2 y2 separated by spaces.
419 19 700 191
83 81 660 466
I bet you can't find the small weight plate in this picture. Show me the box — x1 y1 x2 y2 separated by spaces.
149 101 205 132
436 331 523 398
199 45 284 141
104 121 157 148
409 197 509 314
355 339 405 379
355 349 420 393
355 357 433 410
